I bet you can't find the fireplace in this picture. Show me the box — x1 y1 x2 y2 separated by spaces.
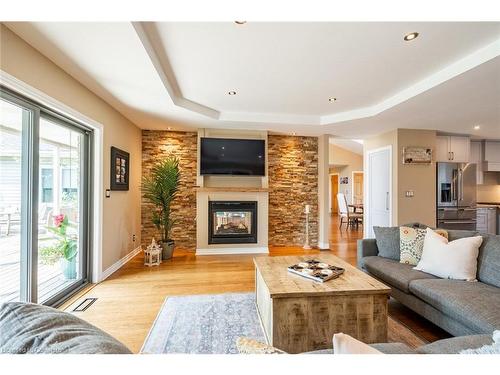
208 201 258 244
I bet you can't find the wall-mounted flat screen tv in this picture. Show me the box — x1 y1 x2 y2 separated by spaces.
200 137 265 176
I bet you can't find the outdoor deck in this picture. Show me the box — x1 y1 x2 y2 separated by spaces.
0 230 75 303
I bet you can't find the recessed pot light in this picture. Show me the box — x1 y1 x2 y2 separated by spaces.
404 32 419 41
474 125 481 130
228 91 237 95
328 97 337 102
235 21 247 25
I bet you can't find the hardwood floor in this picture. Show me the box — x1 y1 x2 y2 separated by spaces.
63 215 449 353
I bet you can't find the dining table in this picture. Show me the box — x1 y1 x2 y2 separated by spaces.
348 203 363 213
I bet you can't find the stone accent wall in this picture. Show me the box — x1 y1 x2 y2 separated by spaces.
268 135 318 246
141 130 197 250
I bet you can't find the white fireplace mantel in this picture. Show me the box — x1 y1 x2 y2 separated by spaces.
195 190 269 255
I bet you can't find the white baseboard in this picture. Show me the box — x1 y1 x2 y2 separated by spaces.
196 247 269 255
318 242 330 250
99 246 142 282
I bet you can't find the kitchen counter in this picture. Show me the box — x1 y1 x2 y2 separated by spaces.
477 202 500 208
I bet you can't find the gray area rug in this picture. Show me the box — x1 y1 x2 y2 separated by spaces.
141 292 266 354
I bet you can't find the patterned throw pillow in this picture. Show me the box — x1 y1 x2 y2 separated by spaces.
400 227 448 265
236 337 286 354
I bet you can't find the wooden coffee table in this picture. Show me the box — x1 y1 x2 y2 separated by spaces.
254 254 391 353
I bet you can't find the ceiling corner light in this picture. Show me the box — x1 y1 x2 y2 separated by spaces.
234 21 247 25
403 32 419 41
474 125 481 130
228 91 237 95
328 97 337 102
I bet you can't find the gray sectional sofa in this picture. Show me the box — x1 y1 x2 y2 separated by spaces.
307 334 494 354
357 227 500 337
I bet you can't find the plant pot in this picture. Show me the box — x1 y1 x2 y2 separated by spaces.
161 240 175 260
60 257 77 280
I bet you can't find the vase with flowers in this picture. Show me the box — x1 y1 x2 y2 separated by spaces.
39 214 78 279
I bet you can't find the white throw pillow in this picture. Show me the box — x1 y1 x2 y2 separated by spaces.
460 330 500 354
333 333 382 354
414 228 483 281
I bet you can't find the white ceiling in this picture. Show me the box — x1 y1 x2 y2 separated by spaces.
329 138 364 155
3 22 500 139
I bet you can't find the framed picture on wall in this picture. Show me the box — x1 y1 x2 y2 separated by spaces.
402 147 432 164
110 146 130 191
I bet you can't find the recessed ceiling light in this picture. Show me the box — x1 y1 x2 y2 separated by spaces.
228 91 237 95
404 32 419 41
328 97 337 102
234 21 247 25
474 125 481 130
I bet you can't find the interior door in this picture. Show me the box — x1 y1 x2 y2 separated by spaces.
367 148 391 237
331 174 339 214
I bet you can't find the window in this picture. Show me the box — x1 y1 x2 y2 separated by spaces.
41 168 53 203
0 87 92 306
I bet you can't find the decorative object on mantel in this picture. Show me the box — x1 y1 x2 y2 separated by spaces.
340 176 349 184
110 146 130 190
303 204 312 250
142 155 180 260
144 238 162 267
402 146 433 164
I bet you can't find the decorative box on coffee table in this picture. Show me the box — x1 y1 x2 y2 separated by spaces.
253 254 391 354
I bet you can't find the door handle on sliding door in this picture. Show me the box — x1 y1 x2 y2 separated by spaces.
386 192 389 211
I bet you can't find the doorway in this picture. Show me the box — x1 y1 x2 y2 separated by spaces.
330 173 339 215
352 171 364 204
365 146 392 237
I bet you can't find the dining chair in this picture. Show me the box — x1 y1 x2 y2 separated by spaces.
337 193 363 230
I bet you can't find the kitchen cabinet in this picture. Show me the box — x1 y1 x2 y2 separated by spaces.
477 206 498 234
436 135 470 162
436 136 450 162
483 141 500 172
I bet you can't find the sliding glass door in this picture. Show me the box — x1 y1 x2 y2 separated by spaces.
37 116 89 304
0 98 28 302
0 88 91 306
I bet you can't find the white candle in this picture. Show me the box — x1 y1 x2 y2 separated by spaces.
305 204 310 214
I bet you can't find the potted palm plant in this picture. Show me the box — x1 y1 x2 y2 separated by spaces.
142 156 180 260
39 214 78 279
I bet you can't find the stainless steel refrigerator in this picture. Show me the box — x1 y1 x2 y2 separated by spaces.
436 162 477 230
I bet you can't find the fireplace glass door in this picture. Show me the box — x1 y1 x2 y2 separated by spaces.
213 211 252 236
208 201 257 244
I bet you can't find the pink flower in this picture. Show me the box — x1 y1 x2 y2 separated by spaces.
54 214 65 227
